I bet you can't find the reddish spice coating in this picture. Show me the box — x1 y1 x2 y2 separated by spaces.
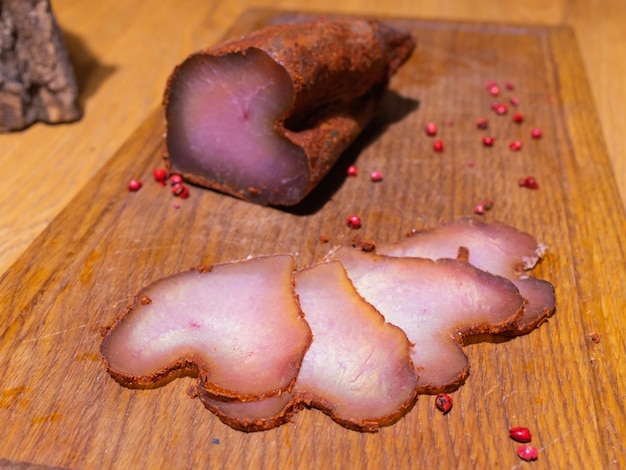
163 18 415 206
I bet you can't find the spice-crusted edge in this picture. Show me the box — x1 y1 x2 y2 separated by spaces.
100 254 313 402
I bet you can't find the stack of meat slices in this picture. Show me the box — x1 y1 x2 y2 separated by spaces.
100 218 555 432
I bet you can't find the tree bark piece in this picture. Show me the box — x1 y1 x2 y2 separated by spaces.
0 0 81 132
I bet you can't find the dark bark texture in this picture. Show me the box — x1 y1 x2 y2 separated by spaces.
0 0 81 132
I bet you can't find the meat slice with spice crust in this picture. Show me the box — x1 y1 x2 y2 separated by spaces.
100 254 312 401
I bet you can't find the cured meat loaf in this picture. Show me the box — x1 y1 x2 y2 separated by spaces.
163 18 415 205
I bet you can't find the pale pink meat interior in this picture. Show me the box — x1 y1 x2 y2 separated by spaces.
330 248 524 390
378 218 542 277
377 218 555 332
166 48 310 204
292 261 417 420
101 255 311 397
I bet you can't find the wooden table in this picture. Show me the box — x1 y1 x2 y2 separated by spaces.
1 1 625 468
1 0 625 278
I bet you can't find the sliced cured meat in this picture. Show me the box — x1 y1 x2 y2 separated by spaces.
328 247 525 392
377 218 556 334
293 261 418 430
163 18 415 206
198 261 418 432
100 254 312 400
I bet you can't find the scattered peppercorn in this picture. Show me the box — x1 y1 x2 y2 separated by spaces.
153 168 167 184
425 122 438 136
513 112 524 123
509 427 533 443
495 104 508 115
510 96 520 106
476 117 489 129
346 215 362 229
516 444 538 461
370 171 383 182
505 81 515 91
509 140 522 151
476 118 489 129
347 165 358 177
128 179 142 192
434 393 453 414
474 198 493 215
433 139 444 152
531 128 543 139
489 85 500 96
169 174 183 186
482 136 495 147
172 183 190 199
518 176 539 189
484 79 497 90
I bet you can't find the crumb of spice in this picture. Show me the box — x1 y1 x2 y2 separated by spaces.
589 332 602 343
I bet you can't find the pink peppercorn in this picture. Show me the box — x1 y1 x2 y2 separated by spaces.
346 215 362 229
169 174 183 186
510 96 520 106
172 183 190 199
128 179 142 191
434 393 453 414
509 427 533 443
495 104 508 115
476 117 489 129
489 84 500 96
433 139 444 152
153 168 167 184
519 176 539 189
531 128 543 139
509 140 522 151
482 136 495 147
370 171 383 182
347 165 358 177
484 79 497 90
425 122 438 136
513 112 524 123
517 444 538 461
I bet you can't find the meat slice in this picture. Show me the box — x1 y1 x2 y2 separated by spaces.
376 218 556 334
100 254 312 401
163 18 415 206
198 261 418 432
328 247 525 392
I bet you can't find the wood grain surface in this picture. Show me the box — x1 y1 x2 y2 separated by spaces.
1 8 625 470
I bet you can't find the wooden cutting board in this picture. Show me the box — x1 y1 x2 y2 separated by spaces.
1 9 624 469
